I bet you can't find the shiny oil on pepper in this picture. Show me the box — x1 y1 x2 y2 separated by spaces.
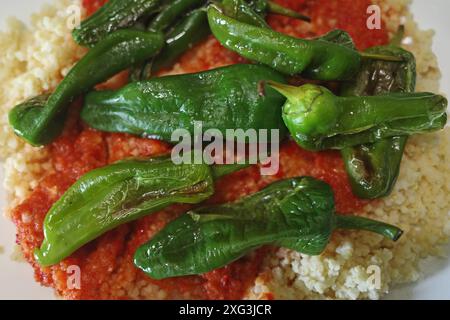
135 177 402 279
9 29 164 146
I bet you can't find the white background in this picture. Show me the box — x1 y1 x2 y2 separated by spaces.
0 0 449 300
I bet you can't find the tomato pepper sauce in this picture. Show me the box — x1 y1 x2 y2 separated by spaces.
82 0 108 16
11 0 389 299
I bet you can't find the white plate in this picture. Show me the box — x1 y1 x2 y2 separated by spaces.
0 0 449 300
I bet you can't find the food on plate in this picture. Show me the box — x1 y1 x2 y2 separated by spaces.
81 64 288 141
73 0 163 47
271 82 447 151
0 0 449 300
135 177 402 280
208 5 403 81
147 8 210 76
131 0 310 81
148 0 206 32
340 28 417 199
9 29 164 146
35 157 249 266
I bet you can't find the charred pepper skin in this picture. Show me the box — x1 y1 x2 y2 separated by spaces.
81 64 288 142
73 0 163 47
341 137 407 199
135 177 402 279
340 44 417 199
9 30 165 147
207 6 362 81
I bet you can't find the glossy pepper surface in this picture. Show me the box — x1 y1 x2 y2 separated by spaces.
271 82 447 151
131 8 209 81
340 35 416 199
34 156 248 267
151 0 298 72
223 0 310 23
134 177 403 279
221 0 269 27
148 0 205 32
207 6 361 81
9 30 164 146
152 9 210 73
130 0 208 81
81 64 288 142
131 0 309 80
73 0 163 47
146 0 308 32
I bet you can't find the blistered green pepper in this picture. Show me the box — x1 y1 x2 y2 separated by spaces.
226 0 310 22
147 0 306 33
131 0 310 81
207 6 403 81
340 29 416 199
270 82 447 151
148 0 205 32
221 0 269 28
34 156 248 267
131 8 209 81
134 177 402 279
73 0 163 47
266 1 311 22
130 0 208 81
8 30 164 147
81 64 288 142
151 8 210 73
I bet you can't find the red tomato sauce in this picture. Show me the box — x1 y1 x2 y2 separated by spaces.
11 0 388 299
82 0 108 17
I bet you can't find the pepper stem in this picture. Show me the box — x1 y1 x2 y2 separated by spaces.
360 52 404 62
267 1 311 22
390 25 405 47
266 81 299 100
335 214 403 241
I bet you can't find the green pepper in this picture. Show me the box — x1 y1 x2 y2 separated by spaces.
266 1 311 22
151 8 210 75
221 0 269 28
238 0 311 22
222 0 311 24
73 0 163 47
9 30 164 147
130 0 209 81
246 0 267 14
270 82 447 151
81 64 288 142
131 0 310 81
152 0 285 71
147 0 299 33
131 8 209 81
134 177 402 279
207 6 402 81
148 0 205 32
340 33 416 199
34 156 248 267
341 39 415 95
315 29 357 49
342 137 407 199
131 0 259 81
